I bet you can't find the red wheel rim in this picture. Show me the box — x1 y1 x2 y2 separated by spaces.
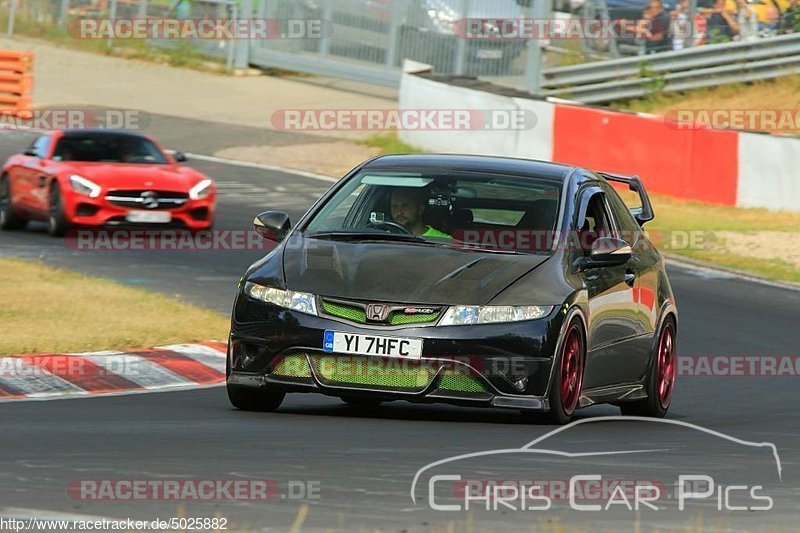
656 324 676 409
560 325 583 414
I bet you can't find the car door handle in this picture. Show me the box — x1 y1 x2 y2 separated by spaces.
624 270 636 287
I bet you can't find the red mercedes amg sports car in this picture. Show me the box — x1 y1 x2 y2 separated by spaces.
0 129 216 236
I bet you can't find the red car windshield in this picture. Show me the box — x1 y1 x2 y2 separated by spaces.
52 134 169 164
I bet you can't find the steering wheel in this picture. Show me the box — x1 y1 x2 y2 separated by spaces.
367 220 413 235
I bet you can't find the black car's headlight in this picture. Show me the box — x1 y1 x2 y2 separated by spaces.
243 281 317 316
440 305 554 325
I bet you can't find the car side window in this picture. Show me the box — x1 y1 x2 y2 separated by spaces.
600 183 641 237
579 192 617 251
29 135 51 158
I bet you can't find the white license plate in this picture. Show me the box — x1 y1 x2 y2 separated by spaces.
323 330 422 360
126 210 171 223
476 49 503 59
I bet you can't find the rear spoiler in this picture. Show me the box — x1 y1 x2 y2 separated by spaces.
598 172 655 226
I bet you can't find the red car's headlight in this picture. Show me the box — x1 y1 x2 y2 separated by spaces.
69 175 101 198
189 179 213 200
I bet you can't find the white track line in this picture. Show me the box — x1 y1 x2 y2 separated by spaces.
183 152 340 183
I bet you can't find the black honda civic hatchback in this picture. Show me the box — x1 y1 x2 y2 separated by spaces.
227 154 678 424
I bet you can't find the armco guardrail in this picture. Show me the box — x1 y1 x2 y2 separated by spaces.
541 33 800 104
0 50 33 116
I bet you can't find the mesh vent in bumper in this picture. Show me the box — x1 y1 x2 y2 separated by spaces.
270 352 488 395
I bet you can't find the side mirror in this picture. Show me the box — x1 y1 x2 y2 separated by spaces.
23 148 37 157
576 237 632 270
173 151 188 163
253 211 291 242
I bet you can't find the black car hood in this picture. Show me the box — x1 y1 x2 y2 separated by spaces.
280 236 550 306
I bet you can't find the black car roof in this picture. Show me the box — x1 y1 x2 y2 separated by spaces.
59 129 149 138
361 154 577 182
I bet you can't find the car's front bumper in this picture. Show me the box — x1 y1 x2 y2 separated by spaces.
63 191 216 230
228 293 566 411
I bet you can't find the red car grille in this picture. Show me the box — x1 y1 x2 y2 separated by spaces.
105 190 189 210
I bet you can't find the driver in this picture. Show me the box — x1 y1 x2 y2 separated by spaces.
390 187 450 238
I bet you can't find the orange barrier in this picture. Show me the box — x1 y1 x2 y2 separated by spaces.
0 50 33 116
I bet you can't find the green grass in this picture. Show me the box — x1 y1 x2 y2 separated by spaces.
356 132 421 154
643 193 800 283
0 258 229 355
1 13 227 73
665 249 800 283
609 75 800 137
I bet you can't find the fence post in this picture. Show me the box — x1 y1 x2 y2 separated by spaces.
687 0 697 48
107 0 118 48
234 0 253 69
453 0 469 75
525 0 550 94
385 0 402 68
227 4 237 72
6 0 15 38
58 0 70 27
261 0 277 50
319 0 332 57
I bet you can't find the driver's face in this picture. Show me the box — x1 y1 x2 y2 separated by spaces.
390 190 425 229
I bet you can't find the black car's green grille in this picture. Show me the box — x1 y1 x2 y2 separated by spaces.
311 355 433 390
389 310 441 325
321 299 441 325
321 301 367 323
273 352 488 395
271 354 312 378
438 370 487 393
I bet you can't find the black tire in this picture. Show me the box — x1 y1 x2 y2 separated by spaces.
47 182 70 237
225 345 285 412
227 384 285 412
0 175 26 230
620 318 677 418
341 396 383 408
528 318 586 425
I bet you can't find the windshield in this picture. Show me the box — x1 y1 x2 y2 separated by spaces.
303 170 562 253
52 134 169 164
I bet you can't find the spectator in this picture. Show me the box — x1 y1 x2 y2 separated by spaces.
642 0 672 52
754 0 785 36
671 0 692 50
705 0 741 42
737 0 760 40
780 0 800 32
694 10 709 44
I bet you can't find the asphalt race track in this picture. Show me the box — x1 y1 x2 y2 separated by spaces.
1 127 798 531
